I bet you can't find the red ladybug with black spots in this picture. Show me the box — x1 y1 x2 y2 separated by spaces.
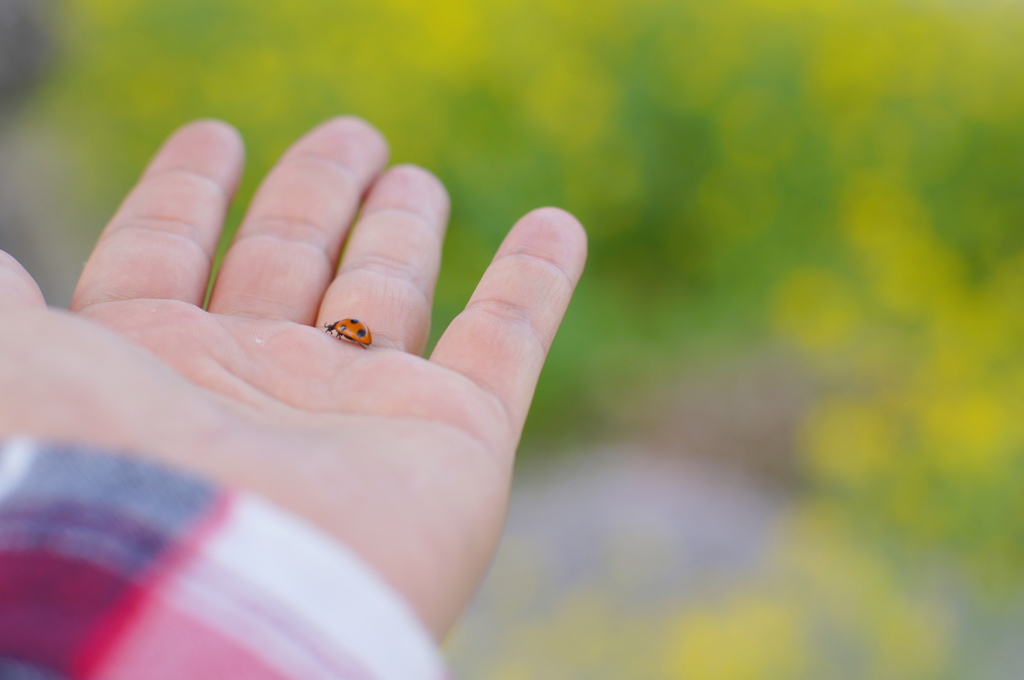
324 318 372 347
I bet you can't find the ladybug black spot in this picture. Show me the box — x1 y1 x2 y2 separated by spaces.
350 318 360 324
357 329 366 338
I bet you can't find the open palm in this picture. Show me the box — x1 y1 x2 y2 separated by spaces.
0 118 586 637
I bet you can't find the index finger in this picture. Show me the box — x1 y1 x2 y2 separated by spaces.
430 208 586 445
71 120 243 311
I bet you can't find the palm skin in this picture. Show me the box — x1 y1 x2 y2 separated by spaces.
0 117 586 638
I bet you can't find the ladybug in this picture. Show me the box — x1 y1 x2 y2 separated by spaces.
324 318 372 347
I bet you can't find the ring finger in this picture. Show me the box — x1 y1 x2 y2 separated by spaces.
317 164 449 354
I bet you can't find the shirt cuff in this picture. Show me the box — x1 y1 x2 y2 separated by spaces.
0 437 448 680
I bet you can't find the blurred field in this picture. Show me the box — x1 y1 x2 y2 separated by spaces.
9 0 1024 676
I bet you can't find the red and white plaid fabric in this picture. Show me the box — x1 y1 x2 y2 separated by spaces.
0 438 448 680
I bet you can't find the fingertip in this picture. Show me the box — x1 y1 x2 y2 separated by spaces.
504 207 588 281
372 164 451 221
306 115 391 168
525 206 587 244
524 206 585 229
324 113 383 135
143 119 246 189
0 251 45 309
173 119 245 157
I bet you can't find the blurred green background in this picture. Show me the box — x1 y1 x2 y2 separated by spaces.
7 0 1024 676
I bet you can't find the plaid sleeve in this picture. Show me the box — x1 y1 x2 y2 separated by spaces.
0 437 449 680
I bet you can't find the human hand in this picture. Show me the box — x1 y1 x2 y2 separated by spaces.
0 118 586 637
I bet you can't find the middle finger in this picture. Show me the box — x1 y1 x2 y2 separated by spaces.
208 117 388 322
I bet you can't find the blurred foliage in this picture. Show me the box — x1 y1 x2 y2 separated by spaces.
450 503 962 679
25 0 1024 675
